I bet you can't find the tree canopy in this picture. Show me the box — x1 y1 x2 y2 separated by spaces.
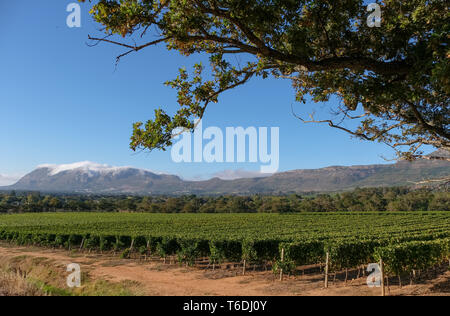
1 187 449 213
81 0 449 160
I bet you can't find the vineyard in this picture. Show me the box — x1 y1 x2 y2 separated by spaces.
0 212 449 284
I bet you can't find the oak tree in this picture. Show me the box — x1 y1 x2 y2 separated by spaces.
82 0 449 160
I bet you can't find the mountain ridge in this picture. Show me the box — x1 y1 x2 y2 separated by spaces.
2 156 449 195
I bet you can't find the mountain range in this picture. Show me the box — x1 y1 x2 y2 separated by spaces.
1 154 449 195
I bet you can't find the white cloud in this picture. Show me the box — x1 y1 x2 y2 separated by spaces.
37 161 163 177
38 161 131 176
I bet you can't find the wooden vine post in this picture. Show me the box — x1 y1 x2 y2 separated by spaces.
325 252 330 288
243 259 246 276
146 240 151 260
279 248 285 281
380 258 385 297
79 237 85 251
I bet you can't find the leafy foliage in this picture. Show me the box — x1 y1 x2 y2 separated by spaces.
374 239 450 275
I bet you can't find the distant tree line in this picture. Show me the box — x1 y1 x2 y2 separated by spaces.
0 187 448 214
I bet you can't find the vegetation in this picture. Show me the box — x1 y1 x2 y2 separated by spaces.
374 239 450 277
0 187 448 214
2 186 448 281
0 212 449 279
80 0 449 161
0 255 144 296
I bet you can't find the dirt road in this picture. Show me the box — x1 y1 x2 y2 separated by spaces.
0 244 448 296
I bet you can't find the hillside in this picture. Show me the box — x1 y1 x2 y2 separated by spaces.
2 157 449 195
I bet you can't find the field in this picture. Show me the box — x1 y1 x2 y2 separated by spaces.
1 212 449 283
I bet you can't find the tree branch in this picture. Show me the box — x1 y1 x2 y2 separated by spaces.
405 100 450 140
87 35 169 64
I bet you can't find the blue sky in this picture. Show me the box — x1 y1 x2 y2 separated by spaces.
0 1 404 183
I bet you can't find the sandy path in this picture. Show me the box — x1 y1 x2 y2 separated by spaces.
0 244 448 296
